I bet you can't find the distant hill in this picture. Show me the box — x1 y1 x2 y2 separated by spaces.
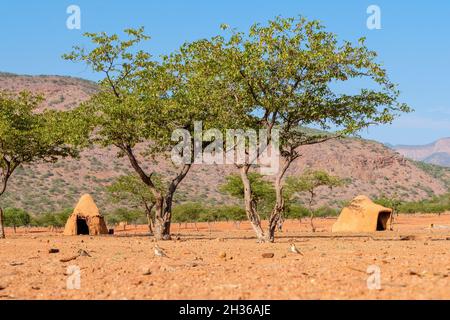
1 72 449 214
394 138 450 167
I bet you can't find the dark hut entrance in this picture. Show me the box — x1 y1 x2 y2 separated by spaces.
377 211 391 231
76 218 89 235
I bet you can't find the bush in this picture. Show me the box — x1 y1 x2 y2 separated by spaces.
374 193 450 214
31 208 73 228
314 206 339 217
285 205 310 219
105 208 144 225
209 206 247 222
285 205 339 219
172 203 207 223
3 208 31 231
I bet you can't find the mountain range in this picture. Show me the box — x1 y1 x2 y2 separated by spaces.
0 72 449 214
394 138 450 167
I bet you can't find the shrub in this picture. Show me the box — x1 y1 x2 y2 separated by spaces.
4 208 31 231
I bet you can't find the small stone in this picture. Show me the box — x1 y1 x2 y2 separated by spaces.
49 249 60 254
219 252 227 259
0 283 7 290
142 268 152 276
262 253 275 259
10 261 24 266
187 262 199 268
60 255 78 263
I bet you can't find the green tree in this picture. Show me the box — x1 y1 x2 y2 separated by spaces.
172 202 207 231
64 28 218 240
0 91 88 238
190 16 411 242
220 173 275 217
3 208 30 233
286 170 346 232
107 174 162 234
107 208 143 226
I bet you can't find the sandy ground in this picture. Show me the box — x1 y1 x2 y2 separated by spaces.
0 214 449 300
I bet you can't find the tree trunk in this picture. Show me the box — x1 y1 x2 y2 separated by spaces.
153 197 172 241
309 193 316 233
146 213 154 235
143 201 155 235
124 146 190 241
239 166 266 242
310 212 316 233
267 175 285 242
0 207 5 239
266 156 293 242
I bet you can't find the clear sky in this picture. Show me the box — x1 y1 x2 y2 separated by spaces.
0 0 449 145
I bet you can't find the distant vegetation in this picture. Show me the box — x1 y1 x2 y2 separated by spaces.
4 192 449 232
376 193 450 215
413 161 450 189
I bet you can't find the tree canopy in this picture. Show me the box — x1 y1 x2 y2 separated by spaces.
182 15 411 241
0 91 90 238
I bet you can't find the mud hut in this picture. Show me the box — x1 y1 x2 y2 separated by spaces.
332 195 392 233
63 194 108 236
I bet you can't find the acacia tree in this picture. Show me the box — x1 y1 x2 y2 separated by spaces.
0 91 88 238
191 16 411 242
286 170 346 232
220 173 276 216
107 174 162 234
64 28 219 240
3 208 30 233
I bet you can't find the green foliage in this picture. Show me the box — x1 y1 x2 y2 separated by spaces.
172 202 207 223
209 205 247 222
286 170 347 202
185 15 411 154
395 194 450 214
285 204 310 219
285 204 339 219
31 208 73 227
107 174 161 211
314 206 340 217
105 208 144 225
0 91 90 198
3 208 31 228
220 173 275 214
413 161 450 190
172 203 247 223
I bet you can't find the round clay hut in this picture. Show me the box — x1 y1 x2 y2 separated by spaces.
63 194 108 236
332 195 393 233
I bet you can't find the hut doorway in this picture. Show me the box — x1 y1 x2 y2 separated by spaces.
77 218 89 235
377 211 391 231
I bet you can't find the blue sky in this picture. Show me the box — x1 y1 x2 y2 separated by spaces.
0 0 449 145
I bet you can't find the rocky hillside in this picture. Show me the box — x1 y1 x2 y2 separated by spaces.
1 73 449 214
394 138 450 167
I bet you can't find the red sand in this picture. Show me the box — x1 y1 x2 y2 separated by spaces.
0 214 449 300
